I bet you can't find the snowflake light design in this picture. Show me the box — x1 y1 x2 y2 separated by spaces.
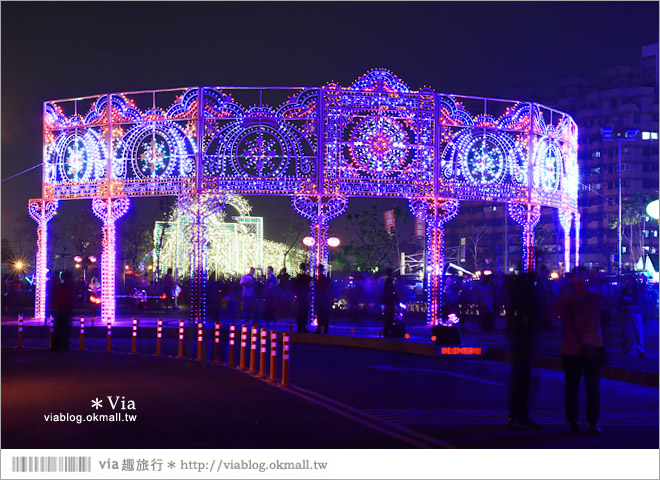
534 141 560 192
139 137 168 178
65 139 86 180
349 116 409 173
462 136 505 185
241 134 278 176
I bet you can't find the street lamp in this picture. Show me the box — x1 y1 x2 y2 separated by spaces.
601 126 639 275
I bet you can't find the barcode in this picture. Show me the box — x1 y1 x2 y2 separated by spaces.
12 456 91 473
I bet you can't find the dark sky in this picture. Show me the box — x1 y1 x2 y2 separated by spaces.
1 1 658 244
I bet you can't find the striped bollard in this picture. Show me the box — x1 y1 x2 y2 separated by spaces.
49 316 55 349
196 322 203 362
212 322 221 365
106 322 112 353
281 333 290 387
239 325 247 370
79 316 85 351
269 331 277 382
131 318 138 355
248 326 258 373
17 314 24 348
258 328 267 377
228 324 235 366
156 318 163 356
177 320 185 358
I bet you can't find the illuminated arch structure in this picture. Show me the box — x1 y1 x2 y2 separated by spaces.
32 70 579 326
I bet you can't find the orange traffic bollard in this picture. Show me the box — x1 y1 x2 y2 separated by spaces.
106 322 112 353
17 314 24 348
258 328 267 378
228 324 235 366
79 316 85 351
49 316 55 349
177 320 184 358
248 326 258 373
281 333 290 387
156 318 163 356
269 330 277 382
239 325 247 370
212 322 221 365
131 318 138 354
196 322 204 362
404 333 410 342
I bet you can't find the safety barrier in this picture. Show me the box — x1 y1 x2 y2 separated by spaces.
249 326 258 374
258 328 267 378
49 316 55 349
177 320 184 358
228 324 235 367
239 325 247 370
131 318 138 355
12 317 296 386
156 318 163 356
196 322 203 362
79 316 85 351
212 322 221 365
17 314 24 348
106 322 112 353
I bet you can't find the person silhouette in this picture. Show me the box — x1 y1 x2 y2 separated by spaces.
52 270 75 351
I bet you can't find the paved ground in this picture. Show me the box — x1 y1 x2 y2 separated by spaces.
1 348 415 449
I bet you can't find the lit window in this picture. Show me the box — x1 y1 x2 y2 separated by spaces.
652 132 659 140
592 151 601 157
642 131 651 140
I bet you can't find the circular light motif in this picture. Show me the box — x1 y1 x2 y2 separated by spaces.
534 140 561 192
135 133 171 178
349 116 409 173
460 135 506 185
232 127 288 177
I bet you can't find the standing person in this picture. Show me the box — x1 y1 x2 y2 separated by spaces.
505 270 542 430
264 266 278 325
293 263 311 333
618 276 645 357
240 267 256 322
314 264 331 334
557 266 606 435
382 268 398 337
161 268 177 311
478 273 496 332
277 267 292 316
52 270 76 351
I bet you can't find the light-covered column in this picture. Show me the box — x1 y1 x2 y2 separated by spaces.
28 199 58 323
575 212 581 267
179 195 224 323
558 209 574 273
92 197 130 324
508 203 541 273
409 198 459 326
292 195 347 327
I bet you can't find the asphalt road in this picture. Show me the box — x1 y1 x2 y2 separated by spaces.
3 335 658 450
285 344 658 448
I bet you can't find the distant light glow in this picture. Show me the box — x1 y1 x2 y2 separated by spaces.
302 236 315 247
327 237 340 247
646 199 659 220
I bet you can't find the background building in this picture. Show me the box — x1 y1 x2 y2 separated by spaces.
444 43 659 275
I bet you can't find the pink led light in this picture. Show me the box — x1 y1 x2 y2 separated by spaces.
302 236 315 247
327 237 340 247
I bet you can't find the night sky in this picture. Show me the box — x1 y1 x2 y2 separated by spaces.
2 1 658 246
